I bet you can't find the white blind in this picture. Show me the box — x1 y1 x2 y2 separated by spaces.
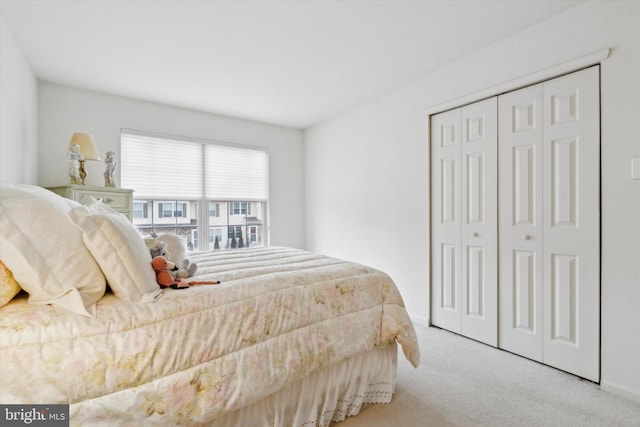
121 130 268 200
205 144 268 200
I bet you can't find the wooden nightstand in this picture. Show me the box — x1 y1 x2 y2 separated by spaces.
48 185 134 221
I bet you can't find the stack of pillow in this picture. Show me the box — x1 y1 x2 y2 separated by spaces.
0 184 162 317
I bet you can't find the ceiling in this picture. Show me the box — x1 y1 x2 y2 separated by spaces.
1 0 583 129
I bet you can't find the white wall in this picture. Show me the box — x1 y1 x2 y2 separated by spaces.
305 1 640 402
38 82 306 249
0 15 38 184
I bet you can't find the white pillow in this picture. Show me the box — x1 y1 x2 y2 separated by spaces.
69 201 162 303
0 184 106 317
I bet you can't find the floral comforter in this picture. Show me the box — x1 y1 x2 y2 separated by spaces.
0 246 419 425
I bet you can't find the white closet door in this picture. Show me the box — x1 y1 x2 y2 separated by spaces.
542 66 600 382
499 66 600 381
431 109 462 333
498 84 544 361
460 98 498 346
431 98 497 346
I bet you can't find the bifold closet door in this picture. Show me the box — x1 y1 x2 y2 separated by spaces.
460 99 498 346
498 66 600 382
498 83 544 362
541 67 600 382
431 97 498 346
431 108 462 334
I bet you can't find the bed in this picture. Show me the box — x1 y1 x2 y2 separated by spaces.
0 184 419 426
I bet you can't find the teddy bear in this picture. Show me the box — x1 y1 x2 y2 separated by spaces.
151 256 190 289
151 256 220 289
145 233 197 279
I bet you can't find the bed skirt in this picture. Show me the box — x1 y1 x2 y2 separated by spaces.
71 344 397 426
193 343 397 427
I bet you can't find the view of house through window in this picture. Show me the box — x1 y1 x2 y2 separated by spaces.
132 200 265 250
121 130 269 252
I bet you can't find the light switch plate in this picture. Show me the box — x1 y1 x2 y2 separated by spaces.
633 157 640 180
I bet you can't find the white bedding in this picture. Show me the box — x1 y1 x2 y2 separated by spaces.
0 246 419 425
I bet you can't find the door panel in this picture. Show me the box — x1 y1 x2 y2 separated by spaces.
550 137 578 227
460 98 498 346
431 109 462 333
550 254 577 344
513 250 536 332
441 157 457 224
542 66 600 382
498 84 544 362
466 153 485 224
513 144 536 226
466 245 484 317
441 243 457 309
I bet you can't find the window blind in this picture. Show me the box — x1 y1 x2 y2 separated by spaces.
121 129 268 200
204 144 268 200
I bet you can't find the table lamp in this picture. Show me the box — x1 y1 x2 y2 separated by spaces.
68 133 100 185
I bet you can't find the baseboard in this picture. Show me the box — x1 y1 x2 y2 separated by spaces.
409 313 429 328
601 380 640 405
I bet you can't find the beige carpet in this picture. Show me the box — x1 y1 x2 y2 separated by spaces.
335 324 640 426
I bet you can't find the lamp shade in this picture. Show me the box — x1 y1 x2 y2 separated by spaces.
68 133 100 160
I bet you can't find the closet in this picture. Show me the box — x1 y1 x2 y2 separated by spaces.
430 66 600 382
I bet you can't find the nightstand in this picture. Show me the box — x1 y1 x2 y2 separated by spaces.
48 185 134 221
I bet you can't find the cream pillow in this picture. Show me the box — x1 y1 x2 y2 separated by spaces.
0 184 106 316
69 201 162 303
0 260 22 307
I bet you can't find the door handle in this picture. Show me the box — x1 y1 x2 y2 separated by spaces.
522 234 531 240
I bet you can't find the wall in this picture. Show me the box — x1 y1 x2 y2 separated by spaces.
0 15 38 184
38 82 305 249
305 1 640 402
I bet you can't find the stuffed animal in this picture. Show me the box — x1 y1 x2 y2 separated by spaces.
145 234 198 278
151 256 189 289
151 256 220 289
172 259 198 279
145 237 168 259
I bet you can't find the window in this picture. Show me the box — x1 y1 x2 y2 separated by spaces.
159 201 187 218
121 130 269 251
133 201 148 219
208 202 220 217
232 202 251 215
131 199 196 236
